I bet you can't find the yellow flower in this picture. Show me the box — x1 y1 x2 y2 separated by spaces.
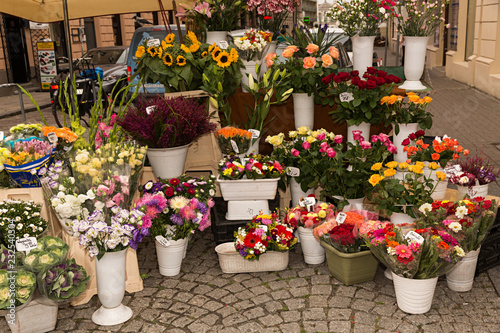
208 43 217 53
187 31 199 44
211 46 222 60
368 174 385 187
176 55 187 66
230 48 239 62
385 161 398 169
436 171 446 181
135 46 145 58
384 168 396 177
266 134 284 146
415 161 425 167
289 131 297 138
398 162 409 169
371 163 382 171
306 136 316 143
216 51 231 68
427 162 439 170
423 96 432 103
408 94 419 103
165 33 175 44
146 46 159 57
201 51 208 58
298 126 310 135
318 210 327 219
320 203 329 210
412 165 424 174
162 53 173 66
189 42 200 53
380 96 389 104
388 95 398 104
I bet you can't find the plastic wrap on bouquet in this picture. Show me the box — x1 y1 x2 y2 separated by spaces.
4 150 54 187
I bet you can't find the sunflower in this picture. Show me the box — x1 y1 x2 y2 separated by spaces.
211 46 222 61
208 43 217 53
201 51 208 58
163 53 173 66
180 44 191 53
216 51 231 68
146 46 159 57
187 31 199 44
165 33 175 44
189 42 200 53
229 48 239 62
135 46 145 58
156 47 163 58
176 55 187 66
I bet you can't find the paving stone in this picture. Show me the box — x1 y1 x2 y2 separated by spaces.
327 308 352 321
328 320 352 333
239 321 266 332
308 295 329 307
259 314 283 326
280 310 302 322
311 284 332 295
303 308 326 320
141 323 167 332
289 286 310 297
288 277 308 288
233 300 254 311
171 315 194 328
264 300 283 313
311 274 331 285
244 307 266 320
353 324 376 333
157 311 178 325
222 313 248 326
278 322 301 332
203 300 224 311
328 295 353 308
271 290 292 300
283 298 306 311
121 320 144 332
200 313 220 326
217 305 238 318
55 318 76 330
303 320 329 332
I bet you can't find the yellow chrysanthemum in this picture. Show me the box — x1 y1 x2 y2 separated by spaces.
165 33 175 44
135 46 145 58
176 55 187 66
216 51 231 68
163 53 173 66
230 48 239 62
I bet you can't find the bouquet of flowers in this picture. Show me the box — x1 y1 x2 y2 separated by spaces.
246 0 300 38
234 213 297 260
402 131 469 168
139 175 216 240
360 221 465 278
41 126 78 162
313 211 366 253
286 24 343 61
118 96 216 149
37 258 89 302
449 153 500 188
0 269 36 308
395 0 447 37
214 127 252 155
415 198 496 252
328 0 396 37
0 147 9 188
234 30 272 62
367 161 447 217
7 123 42 141
218 154 285 180
0 199 48 242
265 127 340 192
321 68 402 126
380 93 434 134
285 201 336 229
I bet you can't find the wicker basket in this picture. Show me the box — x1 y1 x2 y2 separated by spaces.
215 242 289 274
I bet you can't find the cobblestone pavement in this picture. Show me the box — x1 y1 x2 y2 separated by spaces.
2 231 500 333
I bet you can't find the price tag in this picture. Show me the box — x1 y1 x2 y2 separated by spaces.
63 145 73 152
230 140 239 153
147 39 161 47
339 92 354 102
155 235 171 247
146 105 156 115
405 231 424 244
336 212 347 224
0 131 4 141
258 225 268 232
302 196 316 206
47 132 58 143
286 167 300 177
248 129 260 139
218 41 229 49
16 237 38 252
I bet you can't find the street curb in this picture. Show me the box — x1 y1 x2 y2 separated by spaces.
0 103 52 120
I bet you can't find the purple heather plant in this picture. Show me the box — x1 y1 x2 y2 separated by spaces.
118 96 216 148
456 153 500 186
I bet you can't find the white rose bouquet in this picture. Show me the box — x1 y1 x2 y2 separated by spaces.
233 29 272 61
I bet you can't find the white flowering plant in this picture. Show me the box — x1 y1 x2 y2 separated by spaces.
415 197 496 252
0 199 48 241
234 30 272 61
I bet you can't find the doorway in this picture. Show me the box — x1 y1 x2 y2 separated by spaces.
2 14 30 83
84 18 97 50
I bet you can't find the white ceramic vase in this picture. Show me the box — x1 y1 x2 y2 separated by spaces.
390 212 416 226
333 196 365 211
347 122 370 144
399 36 429 91
92 249 133 326
457 183 489 199
146 144 190 179
290 177 315 206
292 93 315 129
422 163 447 200
156 238 188 276
392 272 438 314
351 35 376 77
297 226 325 264
241 60 259 93
446 246 481 292
393 123 419 163
206 31 228 45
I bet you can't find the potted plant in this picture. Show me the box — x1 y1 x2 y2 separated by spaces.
320 68 401 143
415 198 496 291
217 154 285 220
214 127 252 156
314 211 379 285
328 0 396 75
139 175 216 276
215 213 297 273
360 221 465 314
0 199 48 243
449 153 500 199
367 161 447 223
118 96 216 179
286 201 336 264
380 93 434 162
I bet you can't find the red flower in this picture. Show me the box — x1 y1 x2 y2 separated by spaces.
408 133 417 140
349 70 359 78
377 70 387 77
375 76 386 86
401 138 410 146
366 80 378 89
357 80 366 90
187 188 195 195
351 76 361 86
366 67 377 75
387 74 401 84
164 187 174 197
170 178 180 186
322 73 335 85
244 233 261 248
397 255 414 264
415 130 425 137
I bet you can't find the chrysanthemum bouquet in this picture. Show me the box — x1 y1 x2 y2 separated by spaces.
234 213 297 260
415 198 496 252
214 127 252 155
7 123 43 141
0 199 48 241
0 269 36 308
314 211 366 253
286 201 336 229
402 131 469 168
234 29 272 61
218 154 285 180
321 68 402 126
139 175 217 240
360 221 465 279
246 0 300 38
449 153 500 188
380 93 434 134
367 161 447 217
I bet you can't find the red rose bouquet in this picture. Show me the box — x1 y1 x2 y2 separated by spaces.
234 213 297 260
313 211 366 253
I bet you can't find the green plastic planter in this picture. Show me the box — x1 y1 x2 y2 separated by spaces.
320 241 379 285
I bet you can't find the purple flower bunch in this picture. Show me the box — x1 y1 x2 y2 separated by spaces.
38 258 89 301
453 153 500 186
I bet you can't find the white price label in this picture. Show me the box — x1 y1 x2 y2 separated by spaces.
155 235 171 247
47 132 58 143
405 231 424 244
339 92 354 102
248 129 260 139
336 212 347 224
258 225 268 232
146 105 156 115
147 38 161 47
286 167 300 177
16 237 38 252
0 131 4 141
230 140 239 153
218 41 229 49
302 196 316 206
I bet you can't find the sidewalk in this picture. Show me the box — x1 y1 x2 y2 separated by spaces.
0 90 52 119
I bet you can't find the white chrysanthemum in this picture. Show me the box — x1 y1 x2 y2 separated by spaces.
455 246 465 257
170 196 190 210
455 206 468 219
418 203 432 215
448 222 462 233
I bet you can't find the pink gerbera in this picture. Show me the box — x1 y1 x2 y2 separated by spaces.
394 244 412 258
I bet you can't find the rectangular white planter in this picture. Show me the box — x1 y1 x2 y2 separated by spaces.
215 242 289 274
226 200 270 220
217 177 279 201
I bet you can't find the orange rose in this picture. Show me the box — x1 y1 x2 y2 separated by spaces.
388 95 398 104
408 94 419 103
421 144 429 149
423 96 432 103
303 57 317 69
265 52 277 68
456 146 463 153
431 153 440 160
329 46 339 60
380 96 389 104
453 153 459 160
464 149 470 156
321 54 333 67
306 43 319 54
282 47 295 59
416 139 424 145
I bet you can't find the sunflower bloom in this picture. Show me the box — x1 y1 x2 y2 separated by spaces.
176 55 187 66
211 46 222 60
163 53 173 66
180 44 191 53
189 42 200 53
135 46 145 58
165 33 175 43
201 51 208 58
187 31 199 44
230 48 239 62
216 51 231 68
146 46 159 57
